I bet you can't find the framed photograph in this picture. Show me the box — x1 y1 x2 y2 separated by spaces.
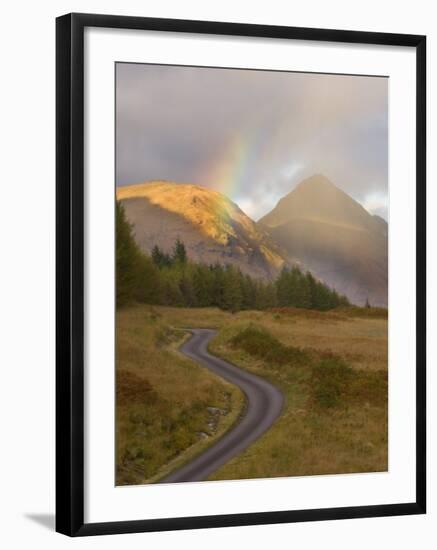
56 13 426 536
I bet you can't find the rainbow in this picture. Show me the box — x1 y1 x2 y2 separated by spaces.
197 116 304 221
201 130 268 204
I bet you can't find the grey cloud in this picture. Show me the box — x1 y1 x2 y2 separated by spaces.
116 63 388 220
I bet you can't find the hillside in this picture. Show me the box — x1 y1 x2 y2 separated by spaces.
259 175 388 306
117 181 291 280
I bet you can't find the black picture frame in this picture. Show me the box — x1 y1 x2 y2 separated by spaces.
56 12 426 537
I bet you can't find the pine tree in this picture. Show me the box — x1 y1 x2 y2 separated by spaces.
314 281 332 310
339 294 350 307
294 270 312 308
305 271 318 308
152 244 172 267
116 207 350 312
210 263 225 308
116 201 141 307
263 282 277 309
288 266 302 307
222 265 243 312
134 254 161 304
329 288 341 309
241 274 256 310
173 238 187 265
151 245 164 267
161 269 184 306
179 270 197 307
276 267 291 306
193 264 212 307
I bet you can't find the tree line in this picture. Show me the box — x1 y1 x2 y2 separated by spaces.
116 201 350 311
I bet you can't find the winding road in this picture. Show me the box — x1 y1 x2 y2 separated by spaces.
158 329 284 483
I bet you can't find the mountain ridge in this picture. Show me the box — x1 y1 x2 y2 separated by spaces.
117 181 293 280
117 175 388 306
259 174 388 306
260 174 384 233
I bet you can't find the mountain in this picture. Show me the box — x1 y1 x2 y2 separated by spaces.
259 175 388 306
117 181 291 280
371 215 388 237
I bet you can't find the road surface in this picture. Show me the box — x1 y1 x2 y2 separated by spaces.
158 329 284 483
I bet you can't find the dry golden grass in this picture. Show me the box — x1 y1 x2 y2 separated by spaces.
159 305 387 370
116 304 388 484
208 403 387 480
263 314 387 371
117 370 156 405
116 305 244 485
117 181 272 250
149 305 232 328
207 310 388 481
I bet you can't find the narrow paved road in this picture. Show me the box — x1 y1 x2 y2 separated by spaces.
158 329 284 483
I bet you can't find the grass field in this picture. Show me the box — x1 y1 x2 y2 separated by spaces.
116 306 244 485
116 304 388 484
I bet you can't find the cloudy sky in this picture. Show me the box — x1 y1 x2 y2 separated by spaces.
116 63 388 221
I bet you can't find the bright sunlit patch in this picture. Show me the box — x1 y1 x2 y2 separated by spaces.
235 185 291 221
362 190 389 218
281 161 304 182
